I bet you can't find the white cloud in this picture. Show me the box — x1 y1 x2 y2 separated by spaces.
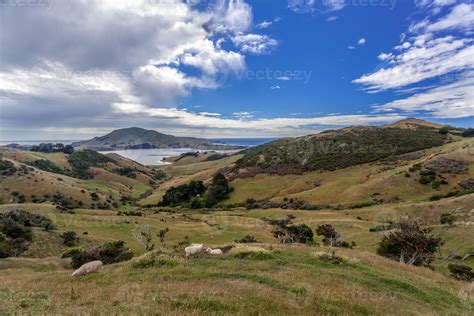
276 76 291 81
354 36 474 91
378 52 394 61
209 0 253 34
270 85 281 90
326 16 338 22
358 38 366 46
347 46 356 50
0 0 290 139
426 3 474 32
354 1 474 120
324 0 346 12
373 73 474 118
232 33 278 54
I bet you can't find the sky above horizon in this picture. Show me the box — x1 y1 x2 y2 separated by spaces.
0 0 473 140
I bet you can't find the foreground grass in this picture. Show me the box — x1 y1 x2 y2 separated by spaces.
0 246 472 315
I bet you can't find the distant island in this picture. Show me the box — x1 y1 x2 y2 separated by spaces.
71 127 244 151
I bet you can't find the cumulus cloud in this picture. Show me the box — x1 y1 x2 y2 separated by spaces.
232 33 278 54
358 38 366 46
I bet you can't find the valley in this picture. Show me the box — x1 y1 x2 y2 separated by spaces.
0 120 473 314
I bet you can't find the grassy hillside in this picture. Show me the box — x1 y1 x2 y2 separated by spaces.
0 244 471 315
0 148 162 209
225 138 474 207
72 127 240 151
0 121 472 315
235 125 447 175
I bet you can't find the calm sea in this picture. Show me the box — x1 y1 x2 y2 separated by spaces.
0 138 274 165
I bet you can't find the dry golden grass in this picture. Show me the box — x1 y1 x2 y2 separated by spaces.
0 245 472 315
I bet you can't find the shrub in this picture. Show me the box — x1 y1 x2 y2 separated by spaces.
61 246 82 258
0 210 55 231
29 159 64 175
30 143 73 154
429 195 443 201
448 264 473 281
244 198 258 210
90 192 99 201
316 224 350 248
68 150 114 180
204 173 232 207
61 231 78 247
71 240 133 268
438 126 449 135
1 221 32 241
114 167 137 178
160 181 206 206
236 235 258 243
369 223 400 232
0 233 7 258
440 213 456 225
5 238 30 257
377 219 443 266
461 128 474 137
269 216 313 244
0 159 17 177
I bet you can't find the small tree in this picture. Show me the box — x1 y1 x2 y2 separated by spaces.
377 219 443 266
438 126 449 135
61 231 78 247
205 173 232 208
269 215 313 244
440 213 456 225
132 225 155 252
157 228 169 244
316 224 350 248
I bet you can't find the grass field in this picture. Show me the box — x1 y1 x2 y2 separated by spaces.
0 244 472 315
1 137 473 314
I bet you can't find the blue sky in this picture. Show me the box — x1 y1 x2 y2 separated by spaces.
0 0 472 140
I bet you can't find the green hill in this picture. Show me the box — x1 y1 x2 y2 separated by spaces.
235 123 447 175
72 127 239 151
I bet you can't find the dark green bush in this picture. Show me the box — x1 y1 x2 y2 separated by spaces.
316 224 350 248
61 231 78 247
270 216 314 244
448 263 473 281
0 159 17 177
29 160 64 175
160 180 206 206
71 240 133 268
440 213 456 225
0 233 7 258
236 235 258 243
204 173 232 207
377 220 442 266
461 128 474 137
61 246 82 258
68 150 114 179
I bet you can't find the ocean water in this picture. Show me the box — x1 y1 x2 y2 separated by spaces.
100 148 242 165
0 138 273 166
